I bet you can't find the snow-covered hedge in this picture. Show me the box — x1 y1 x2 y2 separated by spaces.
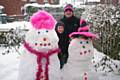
0 21 28 55
82 4 120 60
23 3 85 21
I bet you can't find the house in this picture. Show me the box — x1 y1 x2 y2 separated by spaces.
0 0 119 16
0 0 59 15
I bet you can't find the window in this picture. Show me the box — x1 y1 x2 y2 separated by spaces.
54 0 59 4
44 0 48 3
22 0 27 2
30 0 37 2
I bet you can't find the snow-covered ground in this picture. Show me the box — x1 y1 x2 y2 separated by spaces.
0 47 20 80
0 21 29 30
93 49 120 80
0 47 120 80
0 22 120 80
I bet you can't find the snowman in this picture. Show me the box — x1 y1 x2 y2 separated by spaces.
62 25 99 80
18 10 61 80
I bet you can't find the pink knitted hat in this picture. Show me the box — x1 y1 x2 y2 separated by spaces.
69 26 98 39
64 4 74 12
78 25 90 32
30 10 56 30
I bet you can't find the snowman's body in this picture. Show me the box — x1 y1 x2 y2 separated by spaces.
18 22 61 80
62 38 99 80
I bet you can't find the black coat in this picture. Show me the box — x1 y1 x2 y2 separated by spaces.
55 15 87 64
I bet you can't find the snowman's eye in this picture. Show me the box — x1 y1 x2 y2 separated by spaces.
38 31 40 34
86 41 89 44
80 41 83 44
46 30 48 33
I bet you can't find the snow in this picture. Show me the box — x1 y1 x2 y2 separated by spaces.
0 18 120 80
0 20 120 79
22 0 100 9
0 47 120 80
0 5 4 9
87 0 100 2
23 3 62 9
0 47 20 80
62 38 99 80
0 21 29 31
93 49 120 80
18 11 61 80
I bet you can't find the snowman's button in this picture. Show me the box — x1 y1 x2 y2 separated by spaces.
44 44 47 46
88 50 91 53
84 77 88 80
93 61 95 63
40 43 43 46
84 72 87 75
80 52 83 55
84 51 87 54
43 38 47 41
48 43 51 46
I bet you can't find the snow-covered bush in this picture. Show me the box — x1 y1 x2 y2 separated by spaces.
83 4 120 60
92 49 120 74
94 55 120 74
0 28 27 55
23 3 85 21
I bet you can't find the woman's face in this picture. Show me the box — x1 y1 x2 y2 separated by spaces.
64 10 73 18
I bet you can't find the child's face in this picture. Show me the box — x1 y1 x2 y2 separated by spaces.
57 26 64 34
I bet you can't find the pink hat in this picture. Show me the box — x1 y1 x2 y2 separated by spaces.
69 26 98 39
30 10 56 30
64 4 74 12
78 25 90 32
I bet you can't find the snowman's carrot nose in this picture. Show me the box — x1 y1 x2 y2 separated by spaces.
43 37 47 41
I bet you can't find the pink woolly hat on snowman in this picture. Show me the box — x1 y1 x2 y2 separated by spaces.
69 25 98 39
30 10 56 30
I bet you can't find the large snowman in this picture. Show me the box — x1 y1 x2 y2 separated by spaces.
18 10 61 80
62 25 99 80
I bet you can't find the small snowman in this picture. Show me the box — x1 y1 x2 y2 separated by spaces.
62 25 99 80
18 10 61 80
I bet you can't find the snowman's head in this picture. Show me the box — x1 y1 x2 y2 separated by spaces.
68 37 94 61
25 10 59 52
68 25 98 61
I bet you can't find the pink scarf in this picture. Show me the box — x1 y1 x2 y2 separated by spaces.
24 41 60 80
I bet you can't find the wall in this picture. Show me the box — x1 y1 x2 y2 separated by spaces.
0 0 27 15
